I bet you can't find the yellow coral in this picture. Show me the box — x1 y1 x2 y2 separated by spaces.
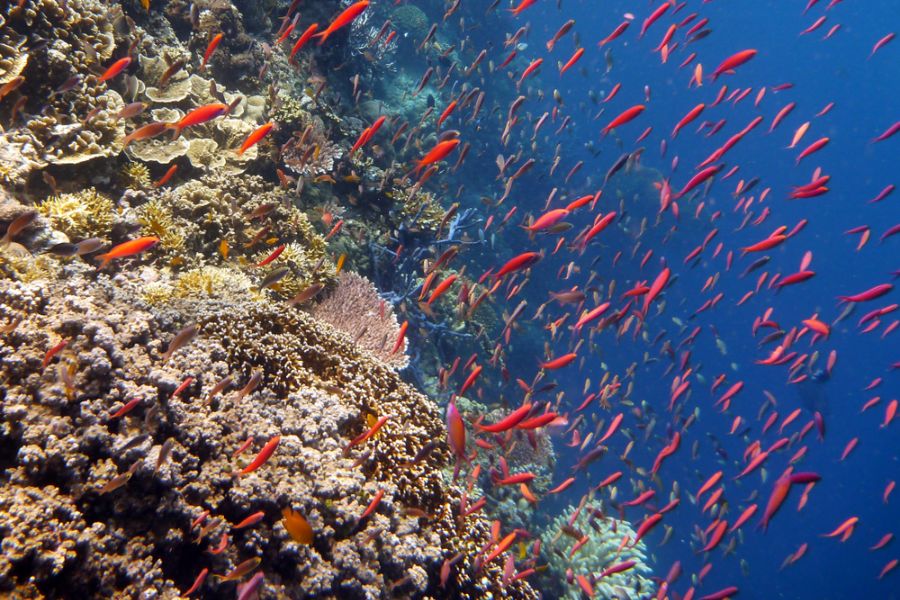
136 199 185 253
121 162 150 190
38 188 115 238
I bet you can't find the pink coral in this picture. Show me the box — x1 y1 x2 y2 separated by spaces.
308 271 408 370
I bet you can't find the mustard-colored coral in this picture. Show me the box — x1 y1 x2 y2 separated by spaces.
136 199 185 253
38 188 115 239
121 162 150 190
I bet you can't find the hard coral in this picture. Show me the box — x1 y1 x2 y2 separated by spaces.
0 270 537 599
540 504 655 599
281 114 344 178
38 187 115 239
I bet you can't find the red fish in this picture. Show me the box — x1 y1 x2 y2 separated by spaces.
476 403 533 433
168 103 229 139
238 122 274 155
509 0 536 17
314 0 369 46
289 23 319 62
602 105 646 136
235 435 280 476
712 49 757 80
539 353 577 370
153 164 178 188
200 33 223 71
599 21 630 46
415 138 460 175
559 48 584 75
360 489 384 519
96 236 159 269
98 56 132 82
494 251 541 279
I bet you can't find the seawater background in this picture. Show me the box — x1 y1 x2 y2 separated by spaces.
439 0 898 598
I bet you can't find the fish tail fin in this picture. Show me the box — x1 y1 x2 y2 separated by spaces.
96 253 112 270
167 124 181 140
313 31 328 45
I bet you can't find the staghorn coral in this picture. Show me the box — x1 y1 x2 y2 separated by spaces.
540 503 655 599
308 271 409 370
38 187 115 239
0 268 537 599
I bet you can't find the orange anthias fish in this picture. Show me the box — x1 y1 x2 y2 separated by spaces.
96 236 160 269
314 0 369 46
168 103 229 139
98 56 132 82
289 23 319 63
200 33 223 71
123 122 169 148
238 122 274 155
415 138 460 175
282 507 314 544
602 104 646 136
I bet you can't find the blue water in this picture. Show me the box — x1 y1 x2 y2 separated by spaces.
446 0 899 598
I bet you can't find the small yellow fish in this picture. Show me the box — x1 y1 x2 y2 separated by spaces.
343 174 361 183
335 253 346 274
140 0 150 9
219 239 229 261
282 507 313 544
314 174 336 184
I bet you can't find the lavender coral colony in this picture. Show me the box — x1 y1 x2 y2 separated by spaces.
0 0 666 599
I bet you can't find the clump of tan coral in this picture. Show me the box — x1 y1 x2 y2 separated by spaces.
540 503 655 599
37 187 115 239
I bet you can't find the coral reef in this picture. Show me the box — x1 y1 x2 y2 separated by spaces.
540 504 655 599
0 266 536 598
281 113 345 179
0 0 546 597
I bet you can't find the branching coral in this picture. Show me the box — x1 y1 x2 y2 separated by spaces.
121 162 151 190
281 113 344 178
136 198 187 254
308 271 409 370
540 503 655 599
38 187 115 239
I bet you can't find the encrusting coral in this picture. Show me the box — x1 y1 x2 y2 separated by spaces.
0 266 536 599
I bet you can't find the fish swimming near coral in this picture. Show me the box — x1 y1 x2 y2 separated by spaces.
95 236 159 269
